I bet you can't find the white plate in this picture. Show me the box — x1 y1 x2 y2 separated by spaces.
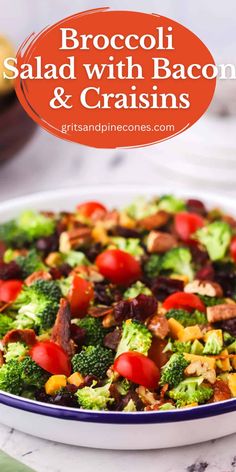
0 184 236 450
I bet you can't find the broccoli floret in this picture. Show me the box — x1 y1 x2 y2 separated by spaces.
116 378 132 395
13 279 61 332
198 295 225 307
144 254 162 278
76 316 106 346
124 197 159 220
0 212 55 247
72 345 114 379
163 339 191 354
157 195 186 213
3 249 16 263
123 399 137 412
223 332 235 346
159 403 176 411
166 309 207 327
116 320 152 358
195 221 231 261
162 247 194 281
203 332 223 355
4 342 28 363
16 249 46 278
169 376 213 407
20 356 49 389
110 237 144 258
160 353 189 388
228 340 236 354
17 210 55 241
76 381 113 410
0 314 14 338
0 360 23 395
63 251 90 268
123 281 152 299
191 340 204 355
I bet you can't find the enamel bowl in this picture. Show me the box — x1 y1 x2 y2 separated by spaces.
0 185 236 450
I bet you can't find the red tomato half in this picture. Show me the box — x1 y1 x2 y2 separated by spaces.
68 275 94 317
175 212 204 242
96 249 141 286
163 291 206 313
230 236 236 263
76 201 107 219
0 280 23 303
114 352 160 389
30 341 71 376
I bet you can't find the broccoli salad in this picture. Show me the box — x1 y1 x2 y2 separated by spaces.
0 196 236 412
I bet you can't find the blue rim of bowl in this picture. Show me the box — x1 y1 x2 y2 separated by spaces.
0 391 236 424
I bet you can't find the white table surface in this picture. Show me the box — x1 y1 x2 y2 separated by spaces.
0 119 236 472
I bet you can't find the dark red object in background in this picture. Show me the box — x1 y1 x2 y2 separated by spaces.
0 92 36 163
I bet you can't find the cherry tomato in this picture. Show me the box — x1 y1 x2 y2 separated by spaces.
68 275 94 317
30 341 71 376
230 236 236 262
114 352 160 389
174 212 204 242
96 249 141 286
76 201 107 219
0 280 23 303
163 291 206 313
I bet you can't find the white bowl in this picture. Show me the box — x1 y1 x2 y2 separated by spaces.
0 185 236 450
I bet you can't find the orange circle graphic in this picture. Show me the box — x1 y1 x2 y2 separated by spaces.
15 8 216 149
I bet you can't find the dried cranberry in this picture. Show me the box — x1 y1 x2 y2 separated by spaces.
35 389 51 403
114 294 157 323
35 234 59 255
49 263 72 280
49 386 78 407
83 243 104 262
213 262 236 298
70 324 86 347
111 226 141 238
104 328 122 350
186 199 207 216
151 276 184 302
116 391 144 411
187 241 209 266
215 318 236 337
0 261 22 280
94 282 115 305
196 264 215 281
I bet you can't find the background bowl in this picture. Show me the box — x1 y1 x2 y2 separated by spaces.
0 184 236 450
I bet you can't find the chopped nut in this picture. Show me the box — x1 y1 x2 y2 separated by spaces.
138 211 170 231
184 279 223 297
45 252 62 268
185 360 216 384
25 270 52 286
72 265 104 282
102 312 116 328
106 367 119 381
148 315 169 339
146 231 177 254
207 304 236 323
59 228 91 253
136 386 158 405
211 379 231 402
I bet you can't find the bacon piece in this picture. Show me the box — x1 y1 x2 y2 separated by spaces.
25 270 52 286
148 315 169 340
207 304 236 323
0 351 4 366
146 231 177 254
51 298 74 356
88 306 113 318
2 329 36 346
211 380 231 402
138 211 170 231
